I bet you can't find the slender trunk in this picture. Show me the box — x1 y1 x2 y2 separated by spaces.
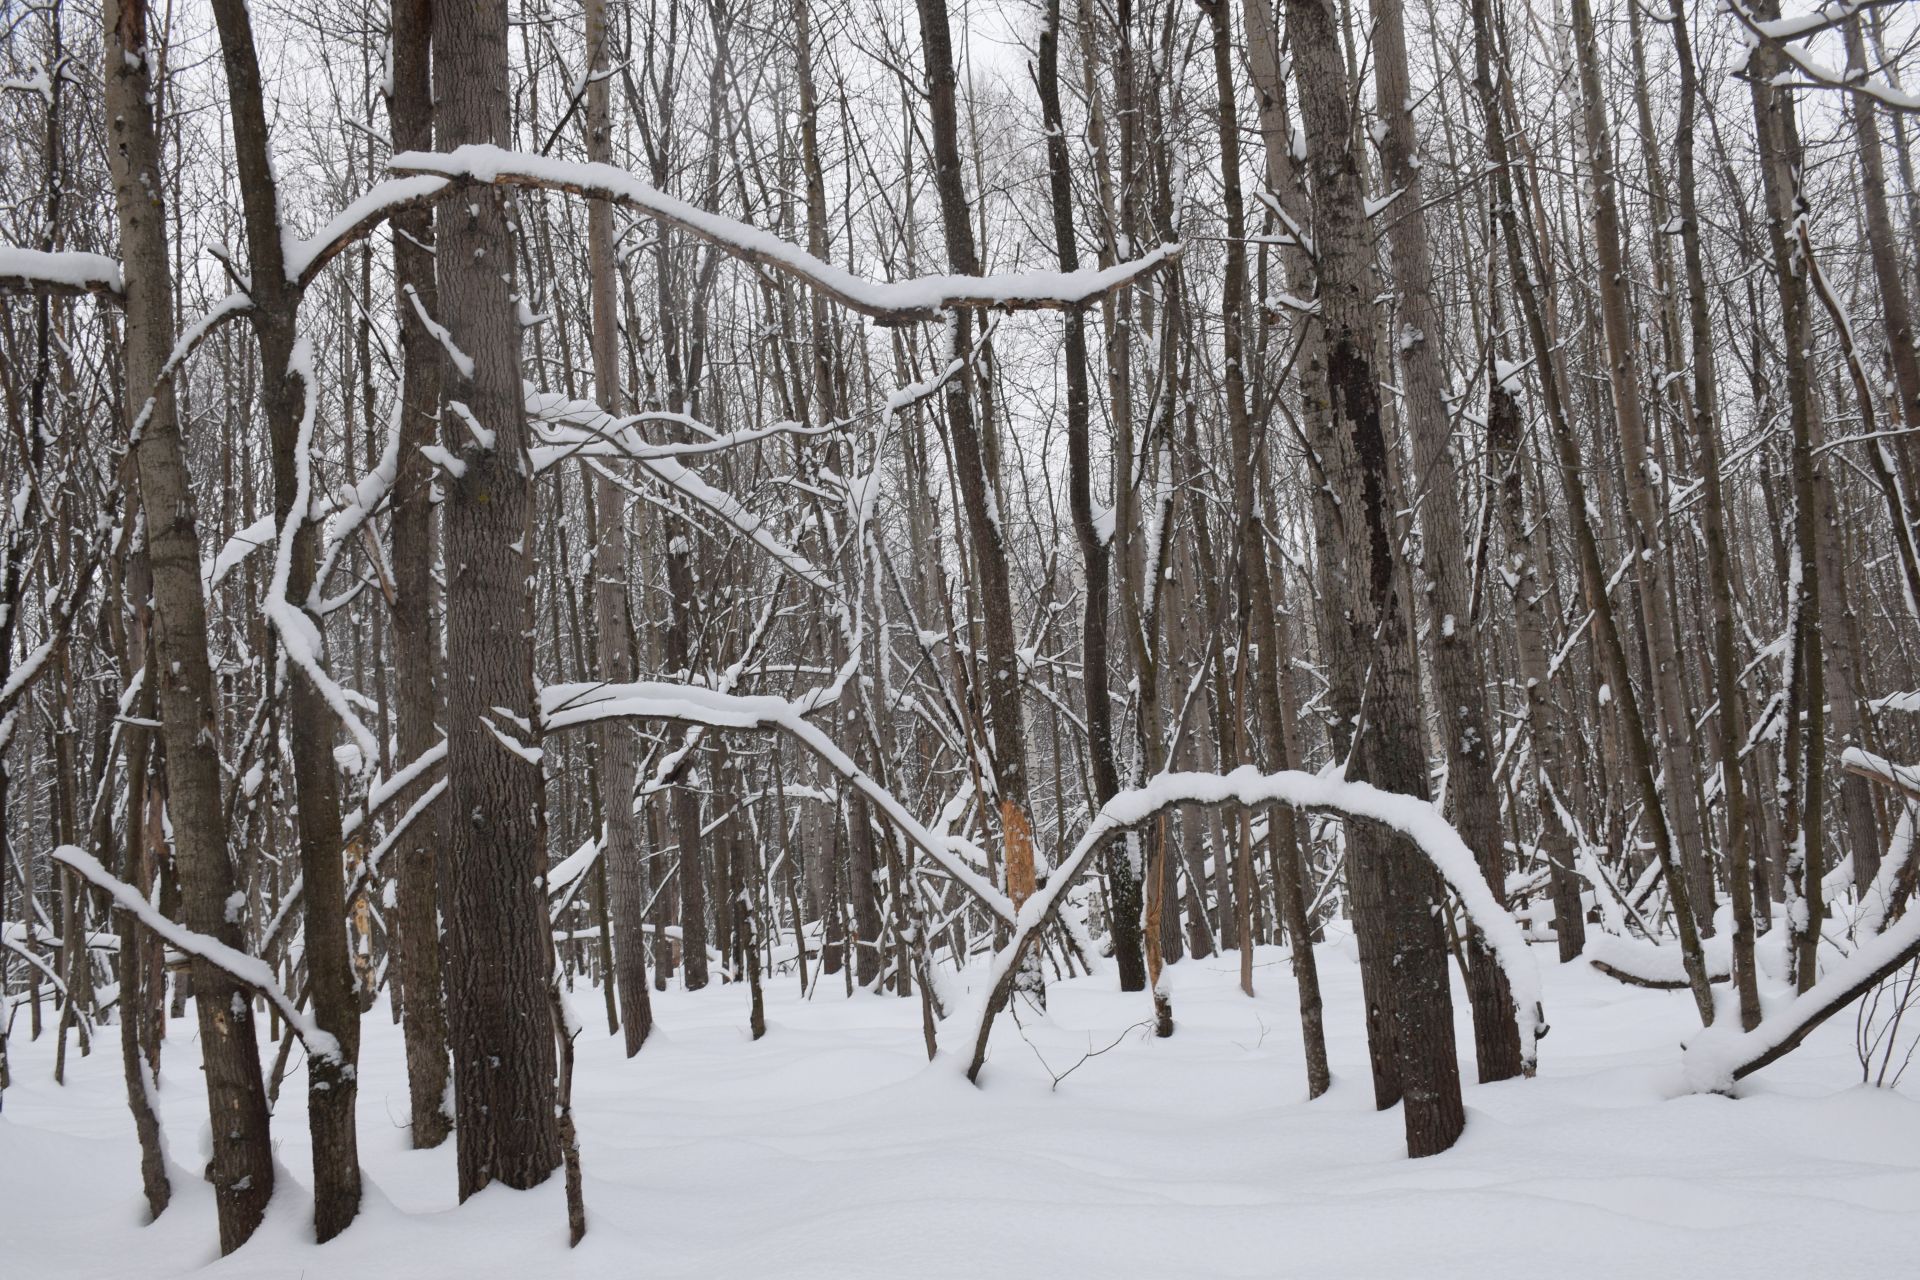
1040 0 1144 995
1569 0 1715 935
104 0 276 1249
1467 0 1715 1025
1666 0 1760 1026
1369 0 1524 1083
1745 0 1826 993
208 0 362 1237
913 0 1041 996
585 0 655 1052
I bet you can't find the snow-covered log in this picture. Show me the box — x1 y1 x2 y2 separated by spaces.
1586 932 1732 990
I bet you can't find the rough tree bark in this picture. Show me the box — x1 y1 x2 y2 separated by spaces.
431 0 561 1199
1285 0 1467 1156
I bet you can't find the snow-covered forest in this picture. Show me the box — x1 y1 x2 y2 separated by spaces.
3 0 1920 1273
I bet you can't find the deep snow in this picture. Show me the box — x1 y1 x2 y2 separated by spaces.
3 939 1918 1279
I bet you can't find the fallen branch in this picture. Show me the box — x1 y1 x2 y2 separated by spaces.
1684 900 1920 1090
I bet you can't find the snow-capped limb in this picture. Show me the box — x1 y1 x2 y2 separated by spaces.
403 282 473 377
0 246 125 300
0 522 116 723
0 926 71 994
391 146 1182 326
205 513 279 591
340 740 447 841
539 679 1015 923
1727 0 1920 114
52 844 340 1063
1 65 54 103
1683 898 1920 1091
953 766 1545 1084
528 390 835 592
1745 0 1904 41
1586 931 1731 990
262 343 380 771
546 834 602 896
358 776 449 885
1851 801 1918 940
282 174 449 287
262 751 449 974
134 290 257 441
1842 745 1920 801
313 396 403 599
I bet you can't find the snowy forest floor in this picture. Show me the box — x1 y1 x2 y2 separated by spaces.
4 938 1918 1279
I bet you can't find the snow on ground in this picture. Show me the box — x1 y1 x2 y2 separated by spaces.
4 939 1918 1279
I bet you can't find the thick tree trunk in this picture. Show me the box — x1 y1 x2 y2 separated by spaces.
431 0 561 1198
1284 0 1465 1156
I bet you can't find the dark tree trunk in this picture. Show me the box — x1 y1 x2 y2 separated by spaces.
431 0 561 1199
1284 0 1466 1156
209 0 363 1237
388 0 455 1145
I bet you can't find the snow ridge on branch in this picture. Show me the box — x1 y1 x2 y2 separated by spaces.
391 146 1181 325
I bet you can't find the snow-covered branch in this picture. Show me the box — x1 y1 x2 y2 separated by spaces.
953 766 1545 1082
0 246 125 300
540 679 1015 923
1729 0 1920 114
52 844 339 1062
391 146 1181 326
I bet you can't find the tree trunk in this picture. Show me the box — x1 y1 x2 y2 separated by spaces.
388 0 454 1147
431 0 561 1199
1569 0 1715 936
208 0 362 1237
913 0 1041 997
1369 0 1524 1083
585 0 655 1051
1039 0 1144 995
104 0 276 1250
1285 0 1466 1156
